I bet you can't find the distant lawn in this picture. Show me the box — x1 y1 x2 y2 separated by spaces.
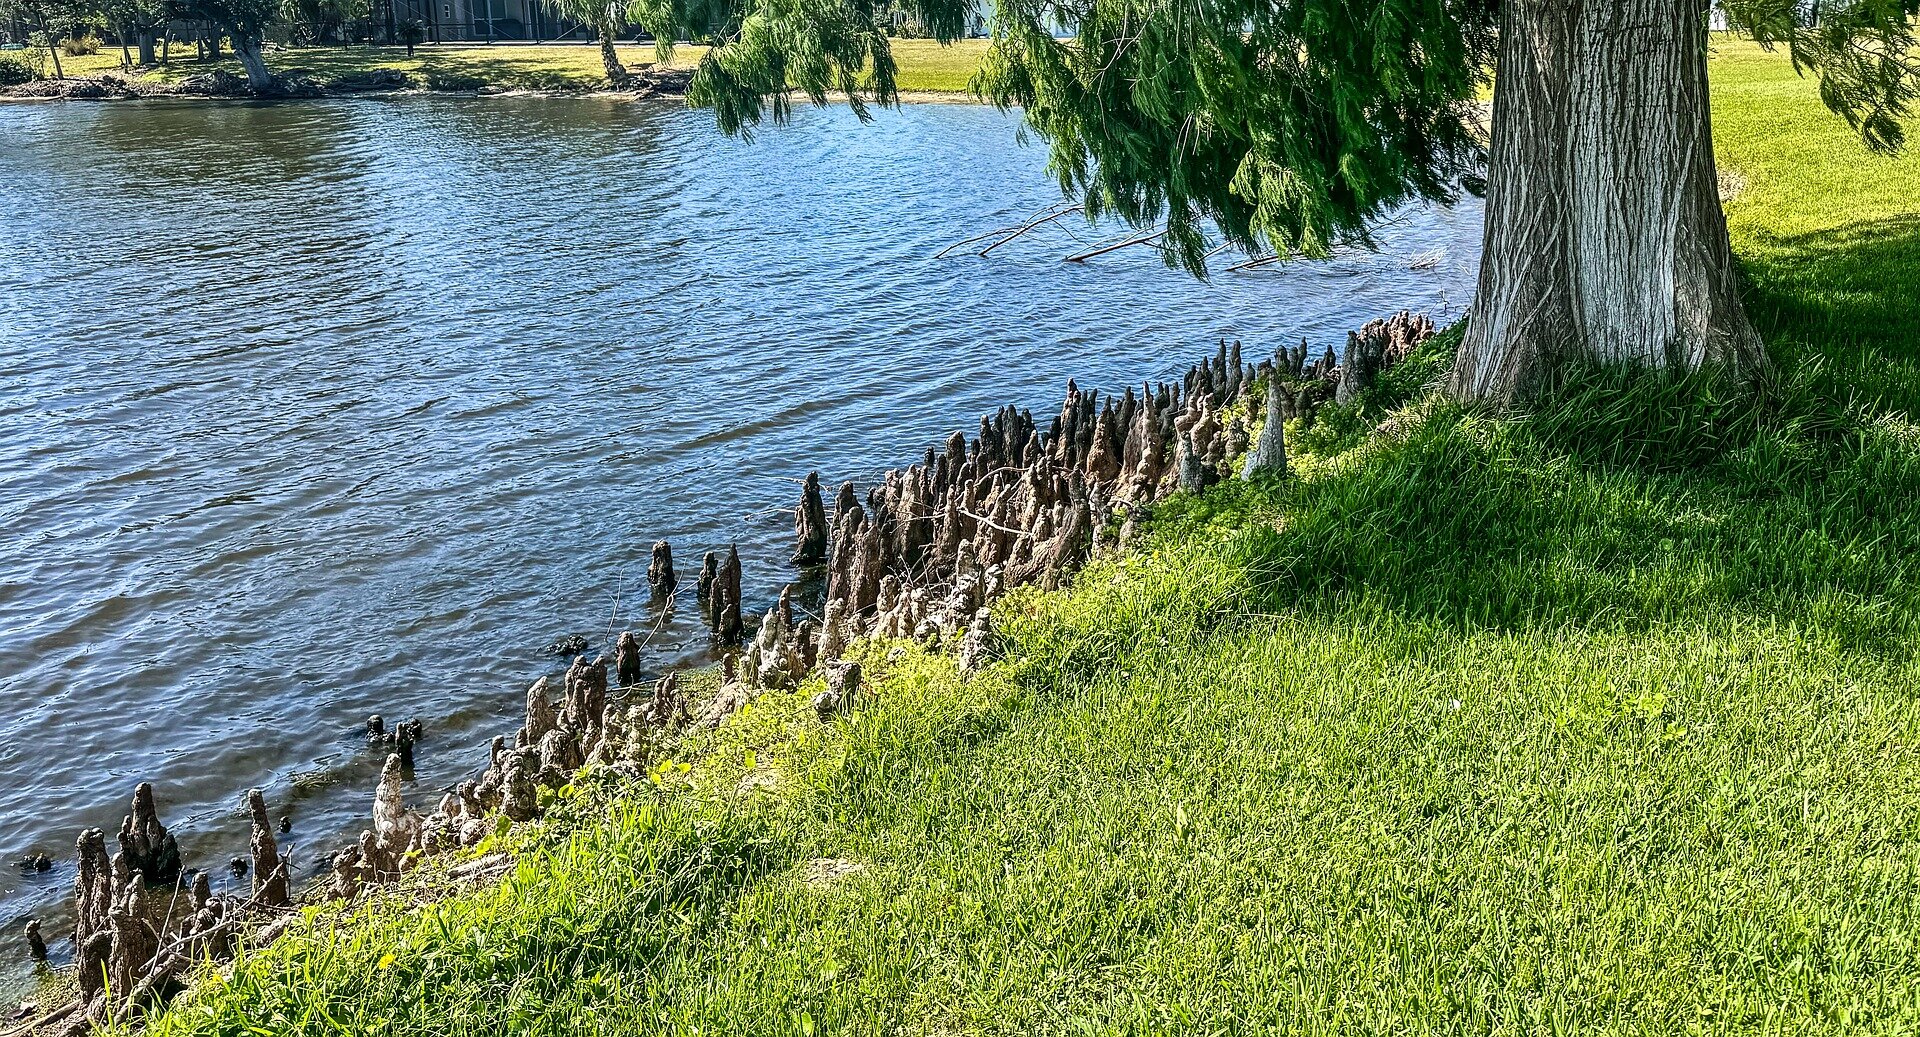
133 39 1920 1037
1709 39 1920 414
48 38 990 94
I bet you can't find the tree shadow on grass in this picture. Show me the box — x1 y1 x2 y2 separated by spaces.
1156 217 1920 657
1740 215 1920 414
1161 385 1920 662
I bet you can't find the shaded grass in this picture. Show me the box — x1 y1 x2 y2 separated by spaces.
49 38 988 93
1711 41 1920 414
132 40 1920 1037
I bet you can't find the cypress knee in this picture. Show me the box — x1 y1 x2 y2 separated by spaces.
794 472 829 564
716 544 744 645
1243 371 1290 480
616 630 642 688
648 540 677 599
246 789 288 907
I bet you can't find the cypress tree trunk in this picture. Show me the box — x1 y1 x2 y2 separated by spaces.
227 23 272 89
1450 0 1765 404
137 29 156 65
596 14 629 87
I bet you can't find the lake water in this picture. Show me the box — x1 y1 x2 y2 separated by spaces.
0 95 1482 989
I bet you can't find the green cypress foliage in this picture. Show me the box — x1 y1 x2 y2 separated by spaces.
975 1 1496 272
664 0 1918 274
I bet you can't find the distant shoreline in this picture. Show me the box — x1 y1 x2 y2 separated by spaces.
0 82 984 105
0 38 989 104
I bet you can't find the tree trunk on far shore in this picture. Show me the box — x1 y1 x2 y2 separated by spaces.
1451 0 1765 404
137 30 157 65
596 15 629 87
229 25 271 89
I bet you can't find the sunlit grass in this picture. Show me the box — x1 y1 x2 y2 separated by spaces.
49 38 990 93
1711 39 1920 413
131 40 1920 1037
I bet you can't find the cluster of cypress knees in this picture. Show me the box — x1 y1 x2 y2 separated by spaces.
14 311 1435 1034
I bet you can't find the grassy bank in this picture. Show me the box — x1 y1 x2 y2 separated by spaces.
132 41 1920 1036
48 38 989 93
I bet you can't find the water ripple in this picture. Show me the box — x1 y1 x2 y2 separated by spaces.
0 95 1482 987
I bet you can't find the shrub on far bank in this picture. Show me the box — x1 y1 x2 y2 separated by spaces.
0 53 39 86
60 35 102 56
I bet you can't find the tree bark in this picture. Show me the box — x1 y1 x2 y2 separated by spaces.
137 29 156 65
1451 0 1765 404
596 14 629 87
228 24 271 89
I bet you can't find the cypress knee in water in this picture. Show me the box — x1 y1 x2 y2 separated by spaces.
616 630 642 688
372 755 423 871
395 719 421 769
794 472 829 564
712 543 744 645
73 827 112 958
648 540 677 599
25 918 46 962
118 781 181 884
246 788 288 907
696 550 718 606
1243 372 1290 480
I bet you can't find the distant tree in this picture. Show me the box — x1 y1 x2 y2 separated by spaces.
630 0 940 127
396 15 422 54
282 0 348 43
669 0 1919 406
168 0 276 86
100 0 166 63
1 0 89 77
548 0 631 86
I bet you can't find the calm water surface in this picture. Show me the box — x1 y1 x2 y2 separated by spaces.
0 95 1482 985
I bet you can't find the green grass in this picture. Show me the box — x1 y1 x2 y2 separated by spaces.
47 38 989 93
1710 41 1920 416
131 41 1920 1037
